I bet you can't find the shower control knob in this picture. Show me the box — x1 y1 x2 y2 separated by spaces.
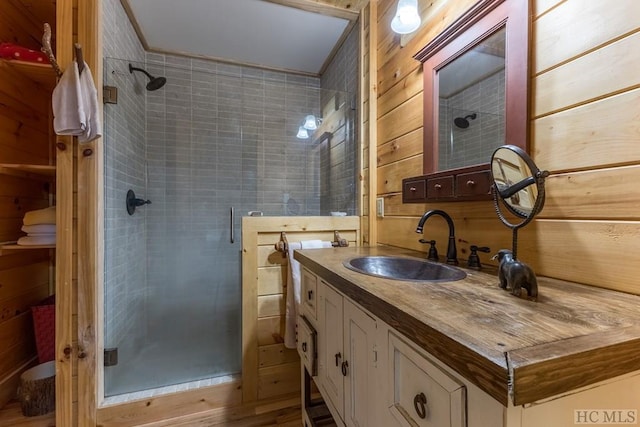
134 198 151 207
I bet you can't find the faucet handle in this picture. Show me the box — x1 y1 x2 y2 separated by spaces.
419 239 439 262
468 245 491 270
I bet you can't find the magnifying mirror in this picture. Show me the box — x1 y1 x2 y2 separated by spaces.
490 145 549 258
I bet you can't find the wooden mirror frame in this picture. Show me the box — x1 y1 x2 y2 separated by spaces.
414 0 530 180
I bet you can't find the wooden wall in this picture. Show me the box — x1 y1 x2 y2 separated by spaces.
374 0 640 295
242 216 360 403
0 1 56 409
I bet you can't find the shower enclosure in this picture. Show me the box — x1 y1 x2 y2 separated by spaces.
103 57 356 397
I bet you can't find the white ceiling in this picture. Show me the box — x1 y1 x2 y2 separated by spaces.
126 0 352 75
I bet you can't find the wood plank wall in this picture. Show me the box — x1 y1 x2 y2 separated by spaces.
0 1 56 409
374 0 640 295
242 216 360 403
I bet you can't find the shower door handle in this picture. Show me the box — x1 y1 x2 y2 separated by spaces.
230 207 235 244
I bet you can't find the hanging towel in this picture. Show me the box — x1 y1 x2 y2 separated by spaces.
23 206 56 226
78 62 102 144
21 224 56 235
284 239 332 349
17 235 56 246
52 61 85 136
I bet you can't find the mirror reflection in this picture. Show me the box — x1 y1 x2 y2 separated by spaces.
438 28 506 170
491 146 537 217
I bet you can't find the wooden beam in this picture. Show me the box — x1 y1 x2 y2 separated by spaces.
263 0 359 21
77 0 103 425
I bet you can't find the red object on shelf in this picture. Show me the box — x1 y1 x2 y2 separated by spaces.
31 295 55 363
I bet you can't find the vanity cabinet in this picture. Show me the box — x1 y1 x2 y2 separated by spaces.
296 248 640 427
317 280 377 427
402 165 492 203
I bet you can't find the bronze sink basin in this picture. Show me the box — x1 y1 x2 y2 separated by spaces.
343 256 466 282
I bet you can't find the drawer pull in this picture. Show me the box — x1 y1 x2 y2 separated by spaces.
413 392 427 419
341 360 349 376
434 183 442 189
302 342 307 352
466 180 476 186
335 352 341 367
307 290 313 300
409 186 417 192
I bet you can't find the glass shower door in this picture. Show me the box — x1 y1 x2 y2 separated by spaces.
103 58 242 396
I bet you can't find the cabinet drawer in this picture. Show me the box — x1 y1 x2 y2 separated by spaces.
456 170 492 198
426 176 454 199
403 178 426 202
302 269 318 321
298 315 317 376
387 332 466 427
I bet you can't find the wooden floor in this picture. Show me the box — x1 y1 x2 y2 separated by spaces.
0 401 55 427
0 400 302 427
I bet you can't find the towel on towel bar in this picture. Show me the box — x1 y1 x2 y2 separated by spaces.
23 206 56 226
284 240 332 349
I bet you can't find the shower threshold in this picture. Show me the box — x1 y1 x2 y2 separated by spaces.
102 373 239 406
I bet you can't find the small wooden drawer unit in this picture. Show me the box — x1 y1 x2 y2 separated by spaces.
402 165 493 202
301 268 318 321
387 332 466 427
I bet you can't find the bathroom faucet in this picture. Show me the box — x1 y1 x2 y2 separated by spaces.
416 209 458 265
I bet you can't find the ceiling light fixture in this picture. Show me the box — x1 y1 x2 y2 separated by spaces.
296 126 309 139
391 0 421 35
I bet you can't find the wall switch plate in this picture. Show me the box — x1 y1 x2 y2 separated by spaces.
376 198 384 217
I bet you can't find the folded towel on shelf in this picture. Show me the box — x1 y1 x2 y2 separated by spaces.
21 224 56 235
52 61 85 137
77 62 102 144
284 239 333 349
23 206 56 226
17 235 56 246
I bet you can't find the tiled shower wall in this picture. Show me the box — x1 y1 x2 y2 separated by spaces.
438 70 505 169
102 0 147 395
319 23 359 215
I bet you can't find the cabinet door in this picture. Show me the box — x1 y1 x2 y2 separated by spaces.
321 283 344 417
343 299 377 427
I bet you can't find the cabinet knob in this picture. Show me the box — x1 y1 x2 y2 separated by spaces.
409 187 416 192
302 342 307 352
341 360 349 376
413 392 428 419
434 183 442 189
307 290 313 300
335 352 341 367
466 180 476 186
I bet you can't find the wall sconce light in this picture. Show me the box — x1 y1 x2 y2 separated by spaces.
391 0 421 35
296 126 309 139
303 114 322 130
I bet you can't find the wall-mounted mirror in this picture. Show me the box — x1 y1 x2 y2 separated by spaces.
412 0 530 201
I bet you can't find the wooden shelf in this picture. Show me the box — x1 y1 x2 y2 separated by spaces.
0 243 55 256
0 164 56 180
0 58 57 89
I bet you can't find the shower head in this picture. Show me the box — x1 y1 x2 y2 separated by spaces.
454 113 477 129
128 64 166 91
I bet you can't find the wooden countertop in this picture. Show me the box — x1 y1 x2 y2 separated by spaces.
294 246 640 406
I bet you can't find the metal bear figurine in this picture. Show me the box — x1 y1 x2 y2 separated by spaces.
492 249 538 300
